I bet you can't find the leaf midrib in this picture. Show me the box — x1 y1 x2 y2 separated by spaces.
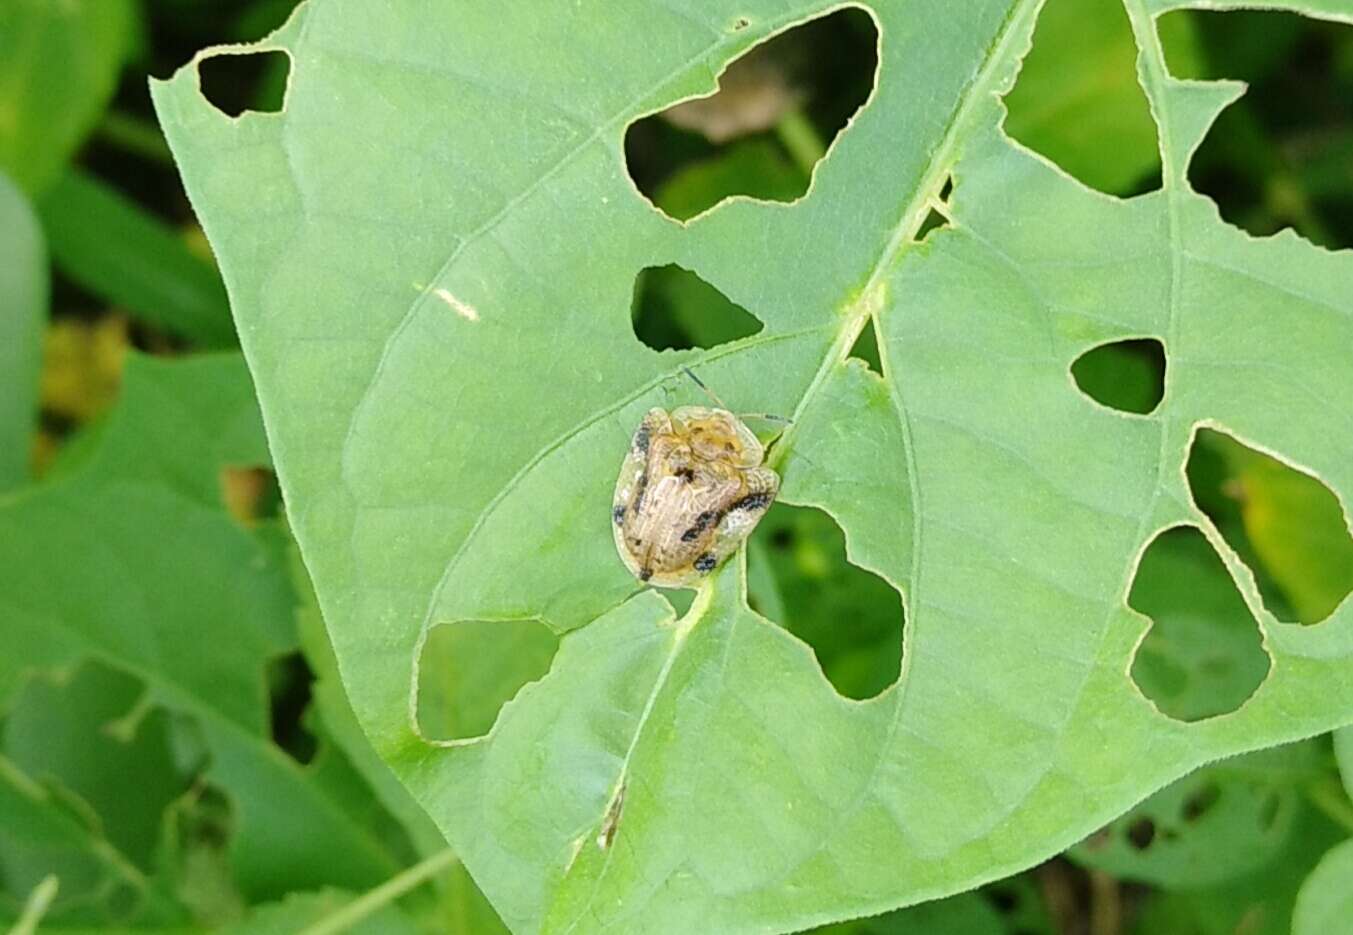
550 0 1049 925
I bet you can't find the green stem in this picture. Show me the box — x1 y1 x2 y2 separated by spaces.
296 850 459 935
8 876 58 935
774 109 826 177
95 112 175 165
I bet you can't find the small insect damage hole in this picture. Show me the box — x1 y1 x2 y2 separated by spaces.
198 50 291 117
266 651 317 764
747 503 902 700
1126 817 1157 850
1181 782 1222 823
219 465 282 526
1071 338 1166 415
1257 790 1282 831
416 619 560 742
913 176 954 243
847 316 883 376
1187 428 1353 625
1128 527 1270 722
981 876 1055 935
1162 10 1353 250
631 264 763 351
623 7 878 221
1003 0 1194 195
986 885 1020 914
163 782 240 918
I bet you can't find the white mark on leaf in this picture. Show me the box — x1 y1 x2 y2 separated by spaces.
434 288 480 322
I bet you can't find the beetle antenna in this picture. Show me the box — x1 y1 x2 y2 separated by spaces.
682 366 729 409
738 413 792 424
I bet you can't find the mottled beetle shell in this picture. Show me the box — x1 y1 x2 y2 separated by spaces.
613 406 779 588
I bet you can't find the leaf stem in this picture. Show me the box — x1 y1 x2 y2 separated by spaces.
95 112 175 165
296 849 460 935
7 876 58 935
774 109 825 177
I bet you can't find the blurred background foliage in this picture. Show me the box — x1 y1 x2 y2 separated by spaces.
1 0 1352 932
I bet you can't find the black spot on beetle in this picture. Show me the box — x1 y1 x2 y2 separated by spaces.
681 509 723 542
633 426 650 454
732 492 772 512
694 553 717 573
632 472 649 511
676 467 695 483
612 505 626 525
639 567 654 582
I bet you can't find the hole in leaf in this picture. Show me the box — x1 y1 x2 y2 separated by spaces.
417 619 560 742
1187 428 1353 624
1003 0 1196 195
1126 817 1156 850
631 264 763 351
198 50 291 117
748 503 902 700
986 886 1020 914
266 651 316 764
1163 10 1353 250
624 7 878 221
915 207 950 242
163 782 243 921
220 466 282 527
1181 782 1222 823
1128 527 1270 722
847 317 882 376
913 177 953 243
1258 791 1282 831
1071 338 1166 415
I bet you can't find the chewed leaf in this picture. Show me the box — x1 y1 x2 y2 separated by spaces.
152 1 1353 933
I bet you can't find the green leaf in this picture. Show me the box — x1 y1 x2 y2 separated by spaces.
1132 801 1345 935
0 0 138 195
0 753 166 926
215 889 420 935
1293 838 1353 935
293 551 512 933
1071 742 1321 888
37 170 235 348
0 353 401 907
0 664 186 916
153 2 1353 931
0 170 45 491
